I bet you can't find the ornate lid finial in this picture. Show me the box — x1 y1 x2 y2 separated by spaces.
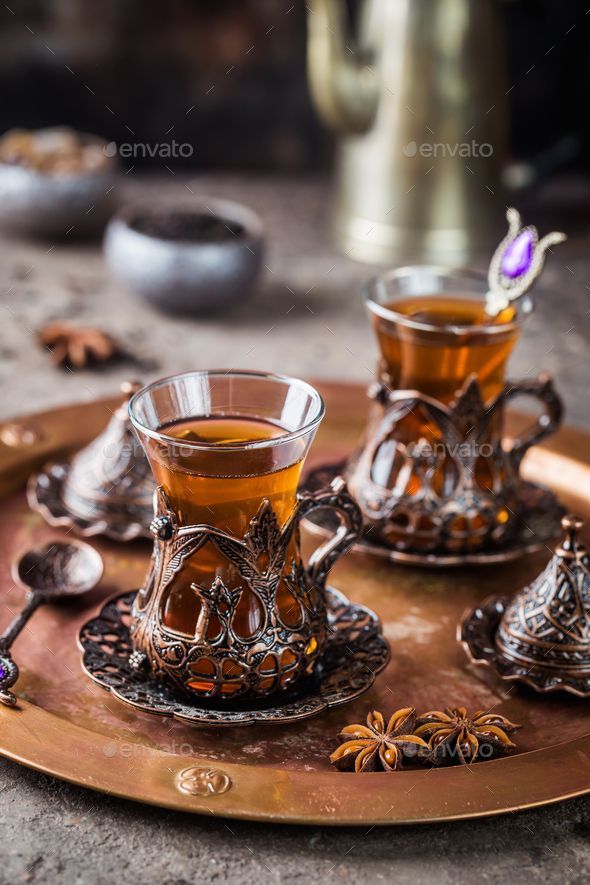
116 380 143 417
486 207 566 316
556 514 586 561
120 379 142 399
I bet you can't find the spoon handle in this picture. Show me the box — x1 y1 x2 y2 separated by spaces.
0 592 44 653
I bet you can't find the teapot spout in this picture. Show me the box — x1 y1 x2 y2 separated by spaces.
306 0 378 134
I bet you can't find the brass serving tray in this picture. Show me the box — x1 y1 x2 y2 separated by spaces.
0 383 589 826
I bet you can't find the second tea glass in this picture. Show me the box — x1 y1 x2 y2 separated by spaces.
346 267 562 554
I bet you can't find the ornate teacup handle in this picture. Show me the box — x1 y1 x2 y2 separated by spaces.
297 477 362 589
501 373 563 470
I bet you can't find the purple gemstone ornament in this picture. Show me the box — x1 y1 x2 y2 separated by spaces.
501 229 535 279
0 655 14 688
486 208 566 315
0 655 17 706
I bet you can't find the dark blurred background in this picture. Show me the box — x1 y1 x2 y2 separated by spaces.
1 0 589 174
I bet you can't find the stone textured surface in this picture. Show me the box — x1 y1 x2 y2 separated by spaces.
0 174 589 884
1 761 590 885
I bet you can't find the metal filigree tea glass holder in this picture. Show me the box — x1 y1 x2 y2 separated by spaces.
130 479 366 702
461 515 590 697
78 581 390 727
349 371 562 552
304 372 564 565
79 481 390 725
28 381 154 541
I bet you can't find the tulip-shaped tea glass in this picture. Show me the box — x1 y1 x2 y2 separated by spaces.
129 370 361 701
347 267 563 554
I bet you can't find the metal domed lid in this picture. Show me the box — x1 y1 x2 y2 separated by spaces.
460 515 590 697
496 515 590 677
64 381 153 516
28 381 154 542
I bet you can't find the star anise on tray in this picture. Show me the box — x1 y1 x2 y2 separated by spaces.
415 707 520 766
330 708 429 772
38 322 120 369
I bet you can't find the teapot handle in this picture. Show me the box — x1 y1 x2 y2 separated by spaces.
501 374 563 470
297 477 362 589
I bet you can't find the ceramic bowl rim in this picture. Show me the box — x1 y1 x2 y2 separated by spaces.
108 195 264 251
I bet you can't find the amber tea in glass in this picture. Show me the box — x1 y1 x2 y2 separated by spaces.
146 413 306 637
368 269 522 405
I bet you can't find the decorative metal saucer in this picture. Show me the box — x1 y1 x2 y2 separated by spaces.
460 516 590 697
28 381 154 542
78 587 390 726
302 461 563 568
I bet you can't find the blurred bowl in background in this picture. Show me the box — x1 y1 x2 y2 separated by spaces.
0 127 118 238
103 197 264 315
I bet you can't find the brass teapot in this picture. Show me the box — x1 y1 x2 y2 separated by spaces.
306 0 508 264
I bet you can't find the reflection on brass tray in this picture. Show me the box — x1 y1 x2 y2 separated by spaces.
28 381 154 542
302 460 563 567
460 516 590 697
78 588 390 726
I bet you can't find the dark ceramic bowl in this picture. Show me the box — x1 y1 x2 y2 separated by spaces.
103 197 264 314
0 131 117 238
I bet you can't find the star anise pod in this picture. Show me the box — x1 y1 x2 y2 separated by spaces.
330 708 429 772
415 707 520 766
38 322 119 369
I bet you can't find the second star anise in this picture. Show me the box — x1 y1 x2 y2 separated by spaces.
38 322 119 369
415 706 520 766
330 708 429 772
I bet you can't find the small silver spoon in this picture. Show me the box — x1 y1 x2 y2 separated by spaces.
0 540 103 706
